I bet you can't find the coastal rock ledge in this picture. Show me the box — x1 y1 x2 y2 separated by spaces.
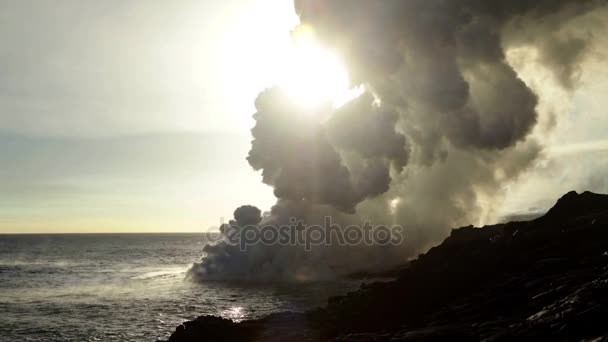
163 191 608 341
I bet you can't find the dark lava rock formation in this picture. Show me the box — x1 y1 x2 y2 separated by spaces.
164 191 608 341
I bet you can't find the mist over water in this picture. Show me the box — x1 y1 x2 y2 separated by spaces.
0 234 363 341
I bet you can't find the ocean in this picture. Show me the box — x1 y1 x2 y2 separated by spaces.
0 234 362 341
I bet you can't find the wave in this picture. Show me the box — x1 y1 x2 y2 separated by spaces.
131 267 187 280
0 259 82 268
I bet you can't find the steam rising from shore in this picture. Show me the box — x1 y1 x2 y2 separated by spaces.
189 0 607 281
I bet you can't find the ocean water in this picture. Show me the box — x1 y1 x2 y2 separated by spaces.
0 234 362 342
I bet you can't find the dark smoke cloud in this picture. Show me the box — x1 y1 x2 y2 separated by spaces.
189 0 607 281
247 88 397 213
327 92 409 172
296 0 604 150
233 205 262 226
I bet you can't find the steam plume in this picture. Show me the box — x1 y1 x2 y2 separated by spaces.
189 0 607 281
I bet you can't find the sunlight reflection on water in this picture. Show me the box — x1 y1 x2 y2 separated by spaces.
221 306 246 322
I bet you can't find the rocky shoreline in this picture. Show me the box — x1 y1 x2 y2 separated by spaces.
163 191 608 341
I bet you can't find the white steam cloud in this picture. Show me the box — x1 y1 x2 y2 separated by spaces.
189 0 608 281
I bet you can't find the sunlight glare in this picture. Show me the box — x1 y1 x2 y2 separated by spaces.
279 25 358 108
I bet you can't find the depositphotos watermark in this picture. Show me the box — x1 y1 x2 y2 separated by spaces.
204 217 404 251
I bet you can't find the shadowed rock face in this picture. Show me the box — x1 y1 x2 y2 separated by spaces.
163 191 608 342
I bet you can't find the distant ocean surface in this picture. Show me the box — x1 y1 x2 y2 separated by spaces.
0 234 362 341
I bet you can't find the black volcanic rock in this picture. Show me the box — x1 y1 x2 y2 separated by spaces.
543 191 608 222
163 313 311 342
164 191 608 342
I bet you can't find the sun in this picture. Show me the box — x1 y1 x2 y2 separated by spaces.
278 25 360 108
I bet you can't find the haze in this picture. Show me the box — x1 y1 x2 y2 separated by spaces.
1 0 607 233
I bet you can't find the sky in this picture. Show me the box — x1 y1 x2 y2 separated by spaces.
1 1 607 233
0 0 300 233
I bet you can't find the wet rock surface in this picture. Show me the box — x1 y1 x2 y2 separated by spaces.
164 191 608 341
